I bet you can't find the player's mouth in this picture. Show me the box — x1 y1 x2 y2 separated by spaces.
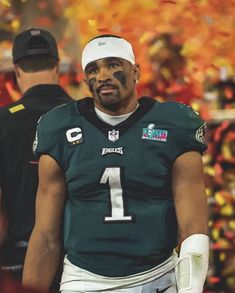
98 84 118 95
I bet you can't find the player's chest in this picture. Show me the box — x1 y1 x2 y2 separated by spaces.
63 122 174 179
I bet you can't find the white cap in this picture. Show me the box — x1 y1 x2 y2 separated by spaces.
81 36 136 71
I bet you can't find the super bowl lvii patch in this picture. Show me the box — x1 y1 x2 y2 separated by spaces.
142 124 168 142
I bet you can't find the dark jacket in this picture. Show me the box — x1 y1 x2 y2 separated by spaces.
0 84 72 266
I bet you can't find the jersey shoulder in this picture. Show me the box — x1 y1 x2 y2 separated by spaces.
154 101 205 129
38 100 78 130
33 99 88 160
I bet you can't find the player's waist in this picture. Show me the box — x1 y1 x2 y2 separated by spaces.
66 249 174 277
60 252 178 291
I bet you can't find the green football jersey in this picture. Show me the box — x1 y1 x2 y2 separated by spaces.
34 97 207 277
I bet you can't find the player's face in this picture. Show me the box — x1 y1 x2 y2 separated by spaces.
84 57 139 113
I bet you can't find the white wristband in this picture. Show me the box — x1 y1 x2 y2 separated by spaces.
176 234 209 293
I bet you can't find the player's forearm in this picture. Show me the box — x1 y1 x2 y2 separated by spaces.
22 229 61 291
178 219 208 243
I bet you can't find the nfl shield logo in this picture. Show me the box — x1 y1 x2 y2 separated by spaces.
108 129 119 142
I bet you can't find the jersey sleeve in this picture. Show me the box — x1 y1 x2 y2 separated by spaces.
33 114 63 166
169 103 207 161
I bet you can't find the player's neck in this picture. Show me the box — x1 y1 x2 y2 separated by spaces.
95 103 139 126
94 96 139 116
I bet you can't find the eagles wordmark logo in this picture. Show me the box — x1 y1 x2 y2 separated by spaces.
142 124 168 142
102 147 124 156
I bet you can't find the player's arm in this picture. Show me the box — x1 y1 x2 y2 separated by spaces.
172 151 209 293
22 154 66 291
172 151 208 239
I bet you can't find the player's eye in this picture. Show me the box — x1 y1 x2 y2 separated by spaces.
88 67 98 74
109 62 119 69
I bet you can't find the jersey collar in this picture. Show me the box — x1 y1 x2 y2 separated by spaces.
77 97 156 136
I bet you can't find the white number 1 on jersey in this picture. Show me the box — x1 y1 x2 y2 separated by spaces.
100 167 133 223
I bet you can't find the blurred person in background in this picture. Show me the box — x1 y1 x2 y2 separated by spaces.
23 34 208 293
0 28 72 285
0 213 45 293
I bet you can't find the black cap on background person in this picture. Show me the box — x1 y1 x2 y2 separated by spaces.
11 28 60 94
12 28 59 64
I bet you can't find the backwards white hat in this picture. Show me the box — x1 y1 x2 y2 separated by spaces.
81 36 136 71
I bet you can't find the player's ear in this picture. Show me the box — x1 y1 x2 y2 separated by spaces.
14 64 20 78
133 64 140 84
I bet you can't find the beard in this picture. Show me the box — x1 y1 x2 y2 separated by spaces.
97 91 122 112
